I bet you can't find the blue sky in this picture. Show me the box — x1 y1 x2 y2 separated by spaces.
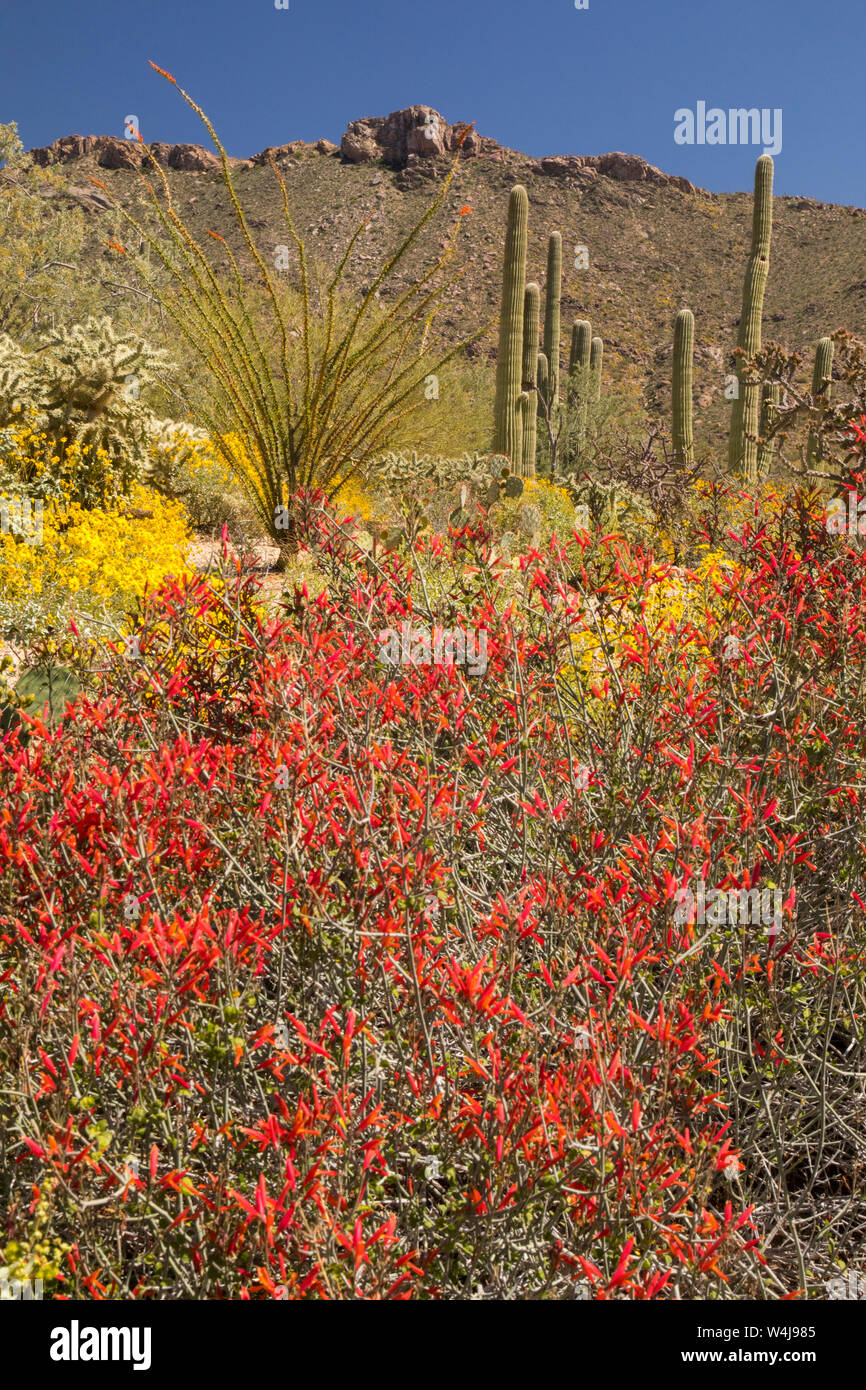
1 0 863 203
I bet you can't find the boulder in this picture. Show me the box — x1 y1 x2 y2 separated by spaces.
65 183 113 212
96 137 142 170
165 144 221 172
537 155 595 180
341 118 382 164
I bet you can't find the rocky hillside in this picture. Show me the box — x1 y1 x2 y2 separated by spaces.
27 106 866 450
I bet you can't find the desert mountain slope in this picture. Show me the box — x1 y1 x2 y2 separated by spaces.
27 108 866 446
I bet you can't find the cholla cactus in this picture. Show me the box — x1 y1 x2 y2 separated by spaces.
147 417 211 497
372 450 522 537
565 474 655 535
0 317 172 505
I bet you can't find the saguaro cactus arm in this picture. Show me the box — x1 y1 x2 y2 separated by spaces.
520 282 540 477
589 335 603 404
536 350 549 404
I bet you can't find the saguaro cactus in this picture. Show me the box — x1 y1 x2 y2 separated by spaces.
542 232 562 417
536 350 549 407
493 185 529 470
569 319 592 377
806 336 834 469
758 382 781 478
672 308 695 465
589 335 603 404
728 154 774 480
569 319 593 452
520 282 540 477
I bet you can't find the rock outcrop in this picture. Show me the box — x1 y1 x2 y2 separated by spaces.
30 135 245 172
536 151 695 194
28 117 696 193
341 107 491 167
251 138 338 166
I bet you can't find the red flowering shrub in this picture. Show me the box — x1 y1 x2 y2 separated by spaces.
1 488 864 1299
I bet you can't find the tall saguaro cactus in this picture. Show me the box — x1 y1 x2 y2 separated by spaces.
569 319 593 453
589 335 603 404
728 154 774 480
672 308 695 465
520 282 541 477
542 232 562 417
806 336 834 469
493 185 529 469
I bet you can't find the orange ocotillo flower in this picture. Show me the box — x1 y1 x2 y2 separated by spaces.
149 61 177 84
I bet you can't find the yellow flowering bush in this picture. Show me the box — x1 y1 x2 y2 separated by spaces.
0 482 192 645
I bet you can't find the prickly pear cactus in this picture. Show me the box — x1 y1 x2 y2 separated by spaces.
497 531 518 563
1 662 81 744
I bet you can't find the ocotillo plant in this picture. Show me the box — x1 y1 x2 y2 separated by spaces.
806 336 834 469
520 282 540 477
96 71 479 567
728 154 774 480
493 185 529 470
672 308 695 465
542 232 562 418
758 383 781 478
590 335 603 405
569 319 593 453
